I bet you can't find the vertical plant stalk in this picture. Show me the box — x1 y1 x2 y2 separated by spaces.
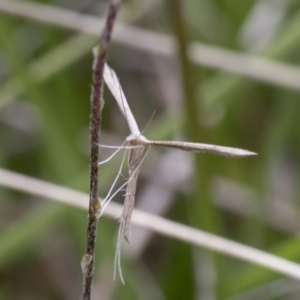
167 0 219 232
167 0 199 139
82 1 121 299
167 0 219 296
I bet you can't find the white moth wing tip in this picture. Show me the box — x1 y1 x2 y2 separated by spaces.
227 148 257 157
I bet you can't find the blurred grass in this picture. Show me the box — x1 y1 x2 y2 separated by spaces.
0 0 300 299
0 203 66 268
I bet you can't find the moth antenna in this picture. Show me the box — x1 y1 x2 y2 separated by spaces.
141 110 156 134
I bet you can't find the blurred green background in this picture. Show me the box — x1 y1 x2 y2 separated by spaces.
0 0 300 299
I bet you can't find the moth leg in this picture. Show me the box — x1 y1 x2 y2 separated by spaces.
114 222 125 284
98 142 126 166
97 149 128 218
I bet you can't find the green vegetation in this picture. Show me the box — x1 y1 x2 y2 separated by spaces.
0 0 300 299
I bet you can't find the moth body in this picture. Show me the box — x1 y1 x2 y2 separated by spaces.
126 134 149 146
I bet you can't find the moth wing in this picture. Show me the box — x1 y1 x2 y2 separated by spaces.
151 141 256 157
104 64 140 135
